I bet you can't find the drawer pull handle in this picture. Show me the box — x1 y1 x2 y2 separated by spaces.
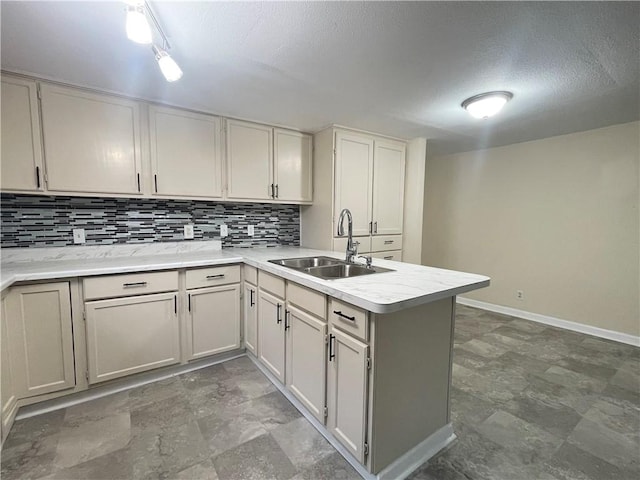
284 310 290 330
250 289 255 307
123 282 148 288
328 334 336 361
333 310 356 322
384 240 394 244
384 256 393 260
206 274 225 279
276 303 282 324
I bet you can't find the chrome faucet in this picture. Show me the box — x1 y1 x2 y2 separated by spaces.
337 208 358 263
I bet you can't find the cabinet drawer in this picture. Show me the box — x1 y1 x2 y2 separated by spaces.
287 282 326 319
186 265 240 289
371 235 402 252
258 270 285 298
371 250 402 262
84 271 178 300
329 298 368 342
333 236 370 254
244 265 258 285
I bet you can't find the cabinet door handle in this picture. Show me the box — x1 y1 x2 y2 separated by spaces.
328 334 336 361
123 281 148 288
174 295 177 315
384 240 394 245
374 221 378 233
369 221 372 234
154 174 158 193
284 310 290 330
137 173 141 192
276 303 282 324
270 184 275 198
36 166 41 189
188 294 191 312
250 289 255 307
275 184 279 198
206 274 225 279
333 310 356 322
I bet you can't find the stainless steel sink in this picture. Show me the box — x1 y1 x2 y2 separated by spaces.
304 263 393 279
269 256 394 279
269 256 344 269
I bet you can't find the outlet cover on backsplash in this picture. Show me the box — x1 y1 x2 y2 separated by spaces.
0 194 300 249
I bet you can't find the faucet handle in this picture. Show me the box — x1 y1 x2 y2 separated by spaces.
358 255 372 268
352 240 360 256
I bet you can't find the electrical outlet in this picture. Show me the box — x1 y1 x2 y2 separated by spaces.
220 224 228 237
72 228 86 244
184 224 194 239
516 290 524 300
247 225 255 236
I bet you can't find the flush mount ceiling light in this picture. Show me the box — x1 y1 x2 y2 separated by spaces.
461 91 513 119
126 4 152 44
123 1 183 82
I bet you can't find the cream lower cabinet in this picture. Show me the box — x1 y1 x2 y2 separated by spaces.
187 284 240 360
285 304 327 422
327 324 370 463
258 289 286 382
85 292 180 384
244 281 258 355
1 295 18 443
5 282 76 398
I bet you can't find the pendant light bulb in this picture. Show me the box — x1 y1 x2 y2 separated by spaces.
153 45 183 82
126 4 152 44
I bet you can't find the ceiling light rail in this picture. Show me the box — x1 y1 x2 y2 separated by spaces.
124 1 182 82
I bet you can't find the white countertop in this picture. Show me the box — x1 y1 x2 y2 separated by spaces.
1 242 490 314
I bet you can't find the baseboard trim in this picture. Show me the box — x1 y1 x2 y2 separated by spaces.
457 297 640 347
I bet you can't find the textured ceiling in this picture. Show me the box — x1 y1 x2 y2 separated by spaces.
1 1 638 154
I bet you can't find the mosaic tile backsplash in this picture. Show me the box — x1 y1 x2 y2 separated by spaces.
0 194 300 248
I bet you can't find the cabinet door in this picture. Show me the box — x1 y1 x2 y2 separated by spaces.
327 324 369 463
244 283 258 356
285 304 327 423
1 77 44 192
150 106 222 198
5 282 75 398
372 140 405 235
258 289 285 383
334 131 374 236
1 296 18 439
226 119 273 201
85 292 180 384
40 84 142 195
187 285 240 360
274 129 312 202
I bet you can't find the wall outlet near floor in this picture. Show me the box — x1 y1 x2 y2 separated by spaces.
184 224 194 239
72 228 86 244
220 224 228 237
516 290 524 300
247 225 255 236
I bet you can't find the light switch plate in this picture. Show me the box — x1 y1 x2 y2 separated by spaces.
248 225 255 236
184 225 194 239
72 228 86 244
220 224 228 237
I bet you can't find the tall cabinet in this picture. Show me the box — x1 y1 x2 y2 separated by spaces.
301 127 406 260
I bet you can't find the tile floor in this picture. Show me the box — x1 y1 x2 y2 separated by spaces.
2 305 639 480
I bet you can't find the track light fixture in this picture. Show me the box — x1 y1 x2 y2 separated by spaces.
124 1 183 82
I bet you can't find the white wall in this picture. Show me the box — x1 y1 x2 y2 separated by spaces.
423 122 640 337
402 137 427 264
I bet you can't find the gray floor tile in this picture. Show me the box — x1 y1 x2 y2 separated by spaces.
611 359 640 393
503 392 583 438
449 386 496 427
222 355 258 375
508 318 548 333
40 447 132 480
127 376 186 410
291 451 360 480
130 393 195 432
271 417 335 469
3 410 65 449
175 459 219 480
181 364 231 391
63 391 129 427
457 338 509 359
539 365 608 393
452 346 490 370
238 390 302 430
0 434 59 480
548 441 638 480
213 433 297 480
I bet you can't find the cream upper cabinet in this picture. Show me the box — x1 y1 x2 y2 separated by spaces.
5 282 75 398
274 129 312 202
244 282 258 356
39 84 142 195
258 288 286 383
1 295 18 441
226 119 273 201
327 323 369 463
85 292 180 384
372 140 406 235
0 77 44 192
150 106 222 199
334 131 374 236
187 284 240 360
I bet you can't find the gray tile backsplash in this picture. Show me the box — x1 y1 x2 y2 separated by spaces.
0 194 300 248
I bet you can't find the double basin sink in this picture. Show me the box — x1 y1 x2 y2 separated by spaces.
269 256 394 280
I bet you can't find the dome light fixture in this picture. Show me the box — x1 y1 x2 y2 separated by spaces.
462 91 513 119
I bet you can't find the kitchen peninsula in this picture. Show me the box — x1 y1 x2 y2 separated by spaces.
0 242 489 479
